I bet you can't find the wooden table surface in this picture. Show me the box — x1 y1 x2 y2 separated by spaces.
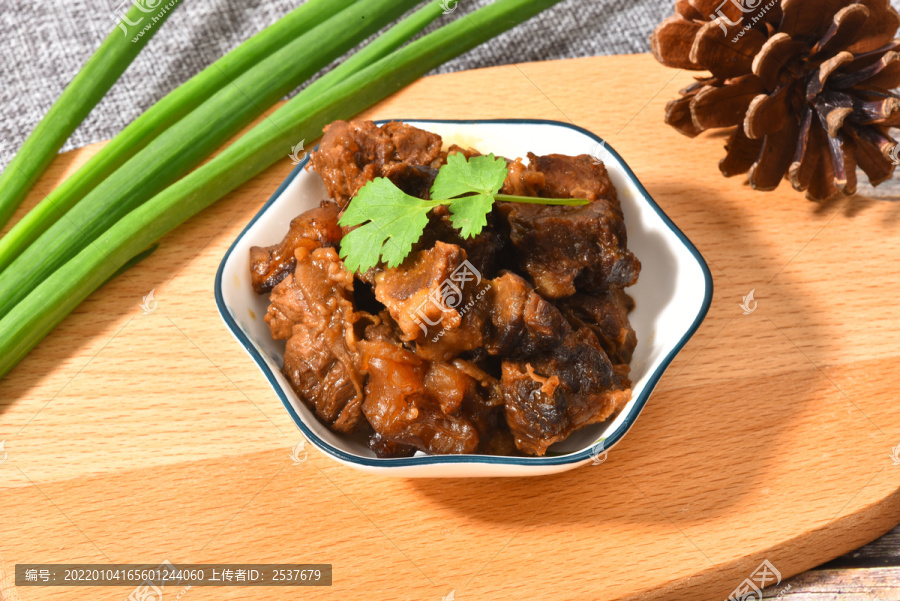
1 54 899 601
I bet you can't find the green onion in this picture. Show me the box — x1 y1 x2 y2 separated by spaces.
0 0 421 319
0 0 565 379
0 0 359 273
0 1 184 232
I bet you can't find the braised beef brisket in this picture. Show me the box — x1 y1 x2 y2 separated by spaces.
308 120 443 208
502 152 617 202
558 289 638 364
484 272 569 358
359 340 484 455
249 203 343 294
266 246 370 433
501 328 631 456
498 199 640 299
253 120 640 457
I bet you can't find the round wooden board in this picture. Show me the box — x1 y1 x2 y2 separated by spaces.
1 54 899 601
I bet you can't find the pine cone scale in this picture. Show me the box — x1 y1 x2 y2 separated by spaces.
849 0 899 53
752 33 806 91
806 52 853 102
675 0 701 20
691 75 764 130
691 21 765 79
789 108 817 190
853 126 894 185
852 51 900 89
859 97 900 126
652 16 704 70
781 0 854 41
818 91 854 137
745 86 791 139
722 128 765 177
811 4 869 57
689 0 739 19
749 116 800 190
652 0 900 201
666 97 704 137
824 126 858 194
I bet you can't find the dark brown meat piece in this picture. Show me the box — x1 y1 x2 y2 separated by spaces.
450 358 507 451
498 199 640 299
355 209 507 287
308 120 443 207
385 164 439 199
418 209 508 279
382 121 443 166
500 362 567 456
373 241 467 341
359 340 482 455
501 328 632 456
480 420 520 456
502 153 617 202
363 310 404 343
373 241 491 361
362 308 498 449
249 204 343 294
368 432 416 459
266 247 370 433
485 272 569 357
558 290 637 365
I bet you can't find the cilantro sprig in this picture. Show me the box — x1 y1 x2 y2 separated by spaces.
338 153 589 273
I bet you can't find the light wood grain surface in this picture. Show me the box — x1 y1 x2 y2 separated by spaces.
1 54 899 601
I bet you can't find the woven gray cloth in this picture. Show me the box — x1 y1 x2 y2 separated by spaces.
0 0 673 165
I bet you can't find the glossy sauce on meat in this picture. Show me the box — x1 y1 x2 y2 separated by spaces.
308 120 443 208
249 203 342 294
253 120 641 457
265 246 371 433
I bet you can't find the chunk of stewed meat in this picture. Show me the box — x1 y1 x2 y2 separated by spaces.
500 362 568 456
498 199 640 299
385 163 439 199
367 432 417 459
558 290 637 364
502 153 617 202
373 241 490 361
445 144 481 160
373 241 468 341
417 209 508 279
267 247 370 433
485 271 569 357
249 203 343 294
360 340 481 455
382 121 444 166
308 120 443 207
501 328 632 455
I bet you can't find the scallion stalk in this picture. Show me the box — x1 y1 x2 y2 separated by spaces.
0 0 422 319
0 0 359 273
0 1 184 232
0 0 565 379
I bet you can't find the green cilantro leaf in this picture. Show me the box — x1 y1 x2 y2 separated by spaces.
446 192 494 239
337 153 588 274
430 153 508 240
430 153 508 200
338 178 434 272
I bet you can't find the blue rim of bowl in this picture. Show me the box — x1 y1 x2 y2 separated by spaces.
215 118 713 468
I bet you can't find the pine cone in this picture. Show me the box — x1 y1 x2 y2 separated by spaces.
651 0 900 201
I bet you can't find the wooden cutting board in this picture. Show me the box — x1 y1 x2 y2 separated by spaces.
1 54 899 601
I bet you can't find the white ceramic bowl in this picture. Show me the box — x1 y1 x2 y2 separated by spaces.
215 119 712 477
